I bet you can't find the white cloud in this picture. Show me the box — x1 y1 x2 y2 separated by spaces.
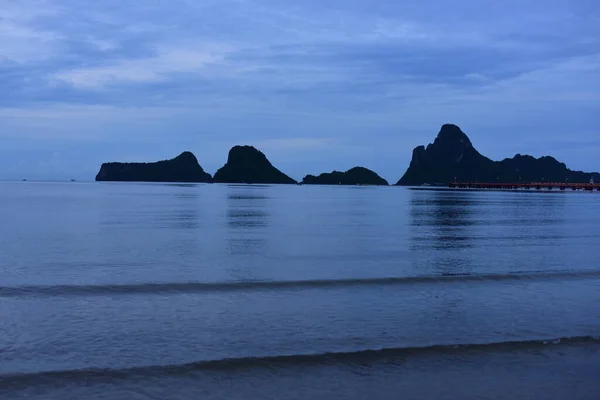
371 20 433 41
53 47 230 88
472 55 600 103
0 4 62 63
0 103 188 140
86 37 119 52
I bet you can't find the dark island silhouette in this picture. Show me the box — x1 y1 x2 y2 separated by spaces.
94 124 599 186
302 167 388 185
397 124 600 186
213 145 297 184
95 151 212 183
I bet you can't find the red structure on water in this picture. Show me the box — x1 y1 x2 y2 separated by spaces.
449 181 600 191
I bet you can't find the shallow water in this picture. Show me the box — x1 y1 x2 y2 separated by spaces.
1 182 599 399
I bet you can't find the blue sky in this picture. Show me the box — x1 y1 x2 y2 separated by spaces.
1 0 599 181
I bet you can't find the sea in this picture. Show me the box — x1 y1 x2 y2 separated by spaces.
0 181 599 400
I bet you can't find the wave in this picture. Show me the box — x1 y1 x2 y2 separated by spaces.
1 335 598 387
1 269 599 298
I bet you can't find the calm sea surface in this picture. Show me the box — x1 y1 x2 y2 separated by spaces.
1 182 599 399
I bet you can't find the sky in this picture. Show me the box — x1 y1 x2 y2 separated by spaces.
1 0 599 182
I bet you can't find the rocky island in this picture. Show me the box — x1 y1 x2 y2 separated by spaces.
213 145 297 184
302 167 388 185
95 151 212 183
397 124 600 185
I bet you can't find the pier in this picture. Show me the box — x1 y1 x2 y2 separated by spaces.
449 182 600 192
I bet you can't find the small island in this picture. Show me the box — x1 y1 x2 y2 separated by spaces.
397 124 600 185
302 167 388 186
213 145 297 184
92 125 600 187
95 151 212 183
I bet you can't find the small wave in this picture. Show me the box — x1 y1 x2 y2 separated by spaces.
0 270 599 298
1 336 598 387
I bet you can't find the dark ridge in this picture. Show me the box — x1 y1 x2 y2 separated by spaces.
2 269 599 298
302 167 388 186
397 124 600 185
95 152 212 183
2 335 598 387
213 146 296 184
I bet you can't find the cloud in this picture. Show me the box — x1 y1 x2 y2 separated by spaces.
86 37 119 52
1 0 599 179
53 47 229 89
0 1 63 63
0 103 189 140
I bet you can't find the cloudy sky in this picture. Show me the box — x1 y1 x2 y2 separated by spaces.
1 0 599 181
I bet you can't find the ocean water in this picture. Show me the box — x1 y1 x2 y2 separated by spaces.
1 181 599 399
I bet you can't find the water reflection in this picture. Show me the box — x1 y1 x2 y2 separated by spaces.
227 210 269 228
497 193 566 246
170 191 200 229
226 187 269 229
499 194 566 225
408 190 571 276
410 191 477 250
153 188 200 230
225 185 270 256
409 190 477 276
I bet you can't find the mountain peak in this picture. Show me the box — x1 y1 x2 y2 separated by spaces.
214 145 296 184
173 151 199 163
95 152 212 183
227 145 271 166
396 125 599 185
302 166 388 185
435 124 472 147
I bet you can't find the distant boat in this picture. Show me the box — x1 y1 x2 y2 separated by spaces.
71 179 76 182
22 179 27 182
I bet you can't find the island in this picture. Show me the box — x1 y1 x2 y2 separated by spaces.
95 151 212 183
213 145 297 184
302 167 388 185
397 124 600 185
